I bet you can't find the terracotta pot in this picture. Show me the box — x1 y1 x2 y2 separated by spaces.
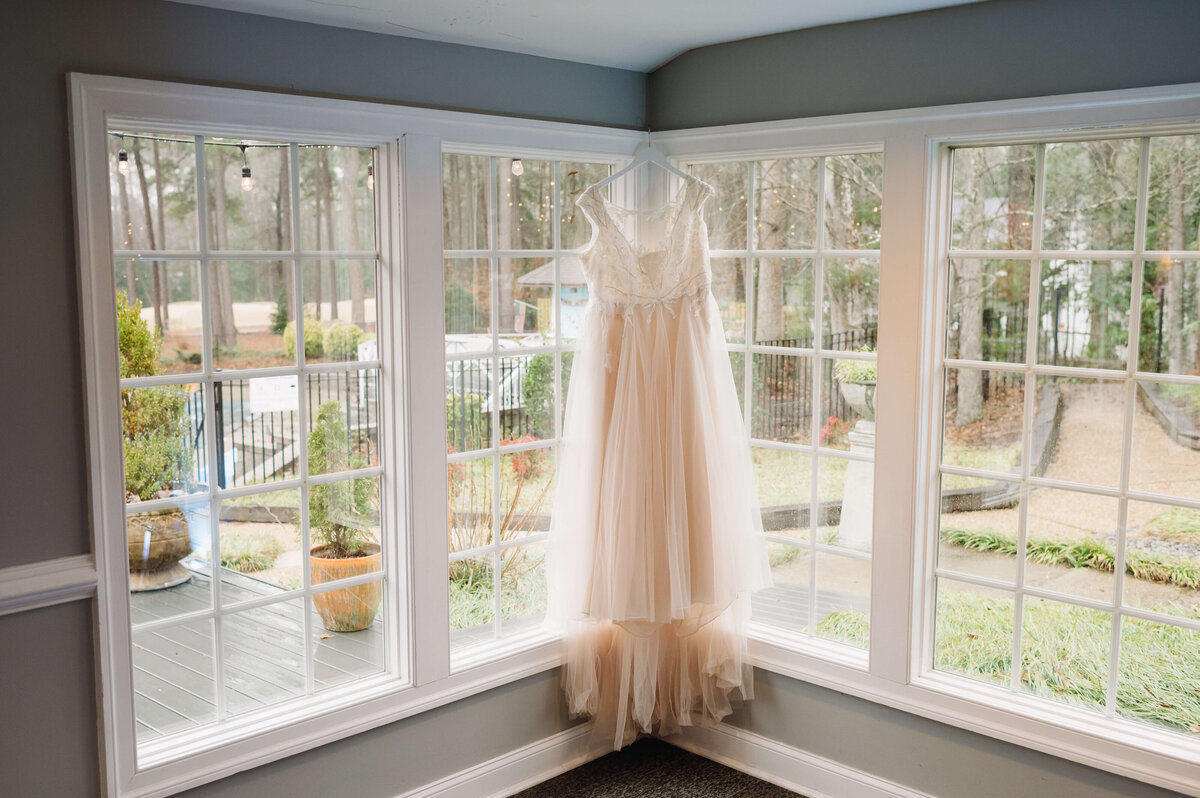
310 542 382 632
126 509 193 592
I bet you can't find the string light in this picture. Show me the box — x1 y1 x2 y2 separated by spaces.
239 144 253 191
367 163 375 190
511 158 524 176
117 135 129 175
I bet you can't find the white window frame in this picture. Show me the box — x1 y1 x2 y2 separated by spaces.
71 73 644 798
653 83 1200 795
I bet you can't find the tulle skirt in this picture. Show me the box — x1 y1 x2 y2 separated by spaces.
547 288 771 749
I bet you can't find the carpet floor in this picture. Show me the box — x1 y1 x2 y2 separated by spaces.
512 737 803 797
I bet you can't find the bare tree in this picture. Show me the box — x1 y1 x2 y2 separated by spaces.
754 160 787 342
152 140 170 329
497 158 516 335
115 138 137 303
954 149 986 426
209 147 237 348
341 148 366 324
133 141 166 334
319 149 339 321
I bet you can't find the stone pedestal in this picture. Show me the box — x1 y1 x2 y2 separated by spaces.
838 420 875 552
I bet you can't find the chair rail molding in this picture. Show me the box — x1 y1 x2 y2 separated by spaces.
0 554 98 616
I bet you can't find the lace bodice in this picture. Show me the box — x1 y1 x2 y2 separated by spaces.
576 175 716 309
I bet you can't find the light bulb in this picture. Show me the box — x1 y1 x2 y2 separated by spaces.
117 149 129 175
511 158 524 176
367 164 375 190
241 165 253 192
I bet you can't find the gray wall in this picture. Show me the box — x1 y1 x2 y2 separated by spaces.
647 0 1200 130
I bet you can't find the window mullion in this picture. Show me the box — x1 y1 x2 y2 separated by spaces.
808 157 825 638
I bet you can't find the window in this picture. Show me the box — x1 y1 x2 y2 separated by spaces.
934 135 1200 737
109 129 388 751
441 153 612 660
685 154 882 653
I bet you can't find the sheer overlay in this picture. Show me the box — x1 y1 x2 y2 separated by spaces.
547 175 771 749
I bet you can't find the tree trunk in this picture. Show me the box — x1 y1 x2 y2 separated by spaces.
313 153 324 321
319 150 338 320
498 158 515 335
152 140 170 329
210 148 237 348
1168 173 1186 374
277 150 294 322
754 160 786 342
342 148 366 324
133 142 165 334
116 139 137 303
955 149 986 426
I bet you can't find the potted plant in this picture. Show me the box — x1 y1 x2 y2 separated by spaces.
834 352 878 424
308 401 381 632
118 291 195 591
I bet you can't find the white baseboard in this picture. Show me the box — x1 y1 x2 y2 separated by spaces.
395 723 604 798
671 724 930 798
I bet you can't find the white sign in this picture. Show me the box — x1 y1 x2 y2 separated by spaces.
249 376 299 414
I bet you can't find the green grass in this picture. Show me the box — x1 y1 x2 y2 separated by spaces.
1145 507 1200 542
219 529 283 573
752 449 847 507
819 595 1200 733
940 440 1021 488
449 550 547 632
940 526 1200 590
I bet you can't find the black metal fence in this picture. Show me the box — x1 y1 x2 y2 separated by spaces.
445 357 533 452
183 372 378 489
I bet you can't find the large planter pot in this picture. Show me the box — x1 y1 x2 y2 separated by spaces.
839 380 877 423
126 508 193 592
310 542 382 632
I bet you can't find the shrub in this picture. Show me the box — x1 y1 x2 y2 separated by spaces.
522 353 572 436
270 287 290 335
833 353 877 384
323 322 363 361
123 429 189 501
116 290 159 378
283 317 324 359
220 529 283 573
446 392 487 452
308 401 375 558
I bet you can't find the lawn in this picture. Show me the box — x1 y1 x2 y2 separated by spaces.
752 448 848 506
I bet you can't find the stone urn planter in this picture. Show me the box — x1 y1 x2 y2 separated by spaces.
126 508 193 592
839 380 877 423
310 542 382 632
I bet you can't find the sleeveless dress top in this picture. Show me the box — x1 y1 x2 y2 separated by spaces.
547 174 771 749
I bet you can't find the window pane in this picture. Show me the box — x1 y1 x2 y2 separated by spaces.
300 260 378 362
443 153 489 250
1037 260 1132 370
755 157 818 250
752 258 814 345
449 457 493 552
314 590 385 692
819 455 870 553
691 161 748 250
1140 259 1200 375
122 383 207 504
1019 596 1109 713
495 353 549 441
498 448 554 543
127 499 211 615
306 369 380 475
560 161 611 249
219 488 301 601
497 258 552 343
752 545 810 634
1146 135 1200 251
934 578 1014 686
751 352 812 444
499 157 553 251
205 138 291 252
300 145 375 252
450 554 495 639
945 258 1031 363
1024 488 1118 603
132 619 216 742
753 448 811 542
825 357 877 453
445 356 492 454
1035 376 1124 487
1124 500 1200 620
215 377 300 489
822 258 879 348
951 145 1036 250
824 152 883 250
222 599 306 715
114 261 203 376
1117 617 1200 734
501 543 548 631
941 367 1025 474
937 475 1020 584
309 475 382 584
110 132 198 252
444 258 491 339
1130 380 1200 502
211 260 296 370
711 258 747 343
1043 139 1139 252
814 552 871 648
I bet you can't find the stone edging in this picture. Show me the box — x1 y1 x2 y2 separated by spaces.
1138 382 1200 450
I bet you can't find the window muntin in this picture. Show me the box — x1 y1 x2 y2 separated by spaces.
935 136 1200 737
442 153 610 659
688 153 883 652
111 131 387 752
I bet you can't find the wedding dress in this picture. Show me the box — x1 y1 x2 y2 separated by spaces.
547 173 771 749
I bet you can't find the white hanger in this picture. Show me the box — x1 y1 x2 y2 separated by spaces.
591 142 690 190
